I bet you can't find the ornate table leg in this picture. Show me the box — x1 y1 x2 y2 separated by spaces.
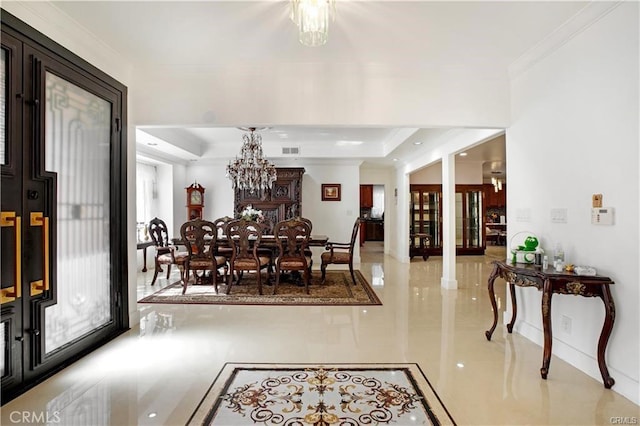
506 281 517 333
485 263 500 340
598 283 616 388
141 246 148 272
540 278 553 379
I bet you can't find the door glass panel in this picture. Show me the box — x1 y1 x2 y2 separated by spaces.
1 47 6 165
455 192 463 246
465 191 481 248
1 321 6 377
44 72 112 353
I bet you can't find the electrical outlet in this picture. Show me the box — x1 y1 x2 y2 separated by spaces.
561 315 572 334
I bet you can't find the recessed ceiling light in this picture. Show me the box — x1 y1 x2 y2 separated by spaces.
147 142 158 146
413 141 423 145
456 363 465 368
392 158 398 162
336 140 363 146
459 152 467 156
148 413 157 418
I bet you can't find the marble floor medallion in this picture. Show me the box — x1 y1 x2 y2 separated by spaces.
188 363 455 425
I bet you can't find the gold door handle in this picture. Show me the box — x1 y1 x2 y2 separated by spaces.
30 212 50 296
1 211 22 304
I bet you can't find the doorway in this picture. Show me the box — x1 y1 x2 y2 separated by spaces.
1 13 128 403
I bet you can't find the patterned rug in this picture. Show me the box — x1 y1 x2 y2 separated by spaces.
187 363 456 425
137 270 382 306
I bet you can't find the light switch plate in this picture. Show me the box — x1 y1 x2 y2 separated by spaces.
550 208 567 223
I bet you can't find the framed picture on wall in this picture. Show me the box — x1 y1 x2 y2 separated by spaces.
321 184 341 201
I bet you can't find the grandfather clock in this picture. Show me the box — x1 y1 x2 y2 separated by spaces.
186 182 205 220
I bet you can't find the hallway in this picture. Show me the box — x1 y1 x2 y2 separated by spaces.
2 245 637 425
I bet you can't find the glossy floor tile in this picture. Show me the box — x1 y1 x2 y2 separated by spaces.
2 243 638 425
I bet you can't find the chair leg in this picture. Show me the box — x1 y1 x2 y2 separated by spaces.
226 268 234 295
304 268 310 294
212 268 219 294
165 264 172 279
257 268 263 296
273 265 281 295
349 262 357 286
182 266 190 294
151 260 161 285
321 262 327 284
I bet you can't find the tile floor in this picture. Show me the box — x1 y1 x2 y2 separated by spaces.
2 243 638 425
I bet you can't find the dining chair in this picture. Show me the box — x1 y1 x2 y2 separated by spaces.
272 218 312 295
179 219 228 294
213 215 235 259
320 217 361 286
226 219 272 295
148 217 187 285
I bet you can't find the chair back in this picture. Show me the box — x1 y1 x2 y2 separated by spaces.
149 217 170 248
348 217 362 252
274 218 311 261
213 216 234 238
294 216 313 233
226 219 263 265
180 219 217 262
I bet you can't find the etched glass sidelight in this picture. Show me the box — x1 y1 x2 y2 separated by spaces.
44 72 112 353
1 48 6 165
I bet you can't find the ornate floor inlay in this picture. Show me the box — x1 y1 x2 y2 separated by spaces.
138 270 381 306
188 363 455 425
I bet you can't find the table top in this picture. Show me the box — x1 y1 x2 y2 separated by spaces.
172 235 329 247
493 261 613 283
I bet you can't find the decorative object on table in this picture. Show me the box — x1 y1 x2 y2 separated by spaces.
186 182 205 220
187 363 455 426
290 0 336 47
239 205 264 223
321 183 341 201
509 231 539 264
137 270 381 306
226 127 277 193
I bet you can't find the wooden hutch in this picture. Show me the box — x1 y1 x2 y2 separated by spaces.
234 167 305 225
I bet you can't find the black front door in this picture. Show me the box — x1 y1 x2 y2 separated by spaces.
1 12 128 404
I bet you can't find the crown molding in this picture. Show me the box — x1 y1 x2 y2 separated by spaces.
508 1 623 80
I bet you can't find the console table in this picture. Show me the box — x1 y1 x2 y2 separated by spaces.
136 241 154 272
485 261 615 388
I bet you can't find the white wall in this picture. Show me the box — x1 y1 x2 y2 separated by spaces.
410 161 483 184
507 3 639 404
176 161 362 264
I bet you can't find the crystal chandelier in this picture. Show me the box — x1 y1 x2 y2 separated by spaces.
226 128 277 193
290 0 336 47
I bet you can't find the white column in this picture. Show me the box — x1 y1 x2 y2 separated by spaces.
441 152 457 289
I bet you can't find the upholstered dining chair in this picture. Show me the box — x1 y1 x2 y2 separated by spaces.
320 217 361 286
179 219 228 294
226 219 272 295
272 218 312 295
148 217 187 285
213 215 235 260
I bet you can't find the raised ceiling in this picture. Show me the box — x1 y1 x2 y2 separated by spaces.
47 1 587 170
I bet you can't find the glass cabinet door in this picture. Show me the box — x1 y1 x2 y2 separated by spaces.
464 190 482 248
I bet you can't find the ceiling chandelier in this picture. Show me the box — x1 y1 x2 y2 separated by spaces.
226 127 277 193
290 0 336 47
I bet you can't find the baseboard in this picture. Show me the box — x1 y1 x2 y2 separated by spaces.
515 321 639 406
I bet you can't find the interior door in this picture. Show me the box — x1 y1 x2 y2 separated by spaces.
1 16 128 404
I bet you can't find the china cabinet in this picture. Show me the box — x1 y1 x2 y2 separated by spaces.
234 168 305 225
409 184 485 256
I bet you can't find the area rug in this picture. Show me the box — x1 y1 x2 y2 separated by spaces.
187 363 456 425
137 270 382 306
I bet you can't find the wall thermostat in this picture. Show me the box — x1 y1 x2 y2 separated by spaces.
591 207 614 225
